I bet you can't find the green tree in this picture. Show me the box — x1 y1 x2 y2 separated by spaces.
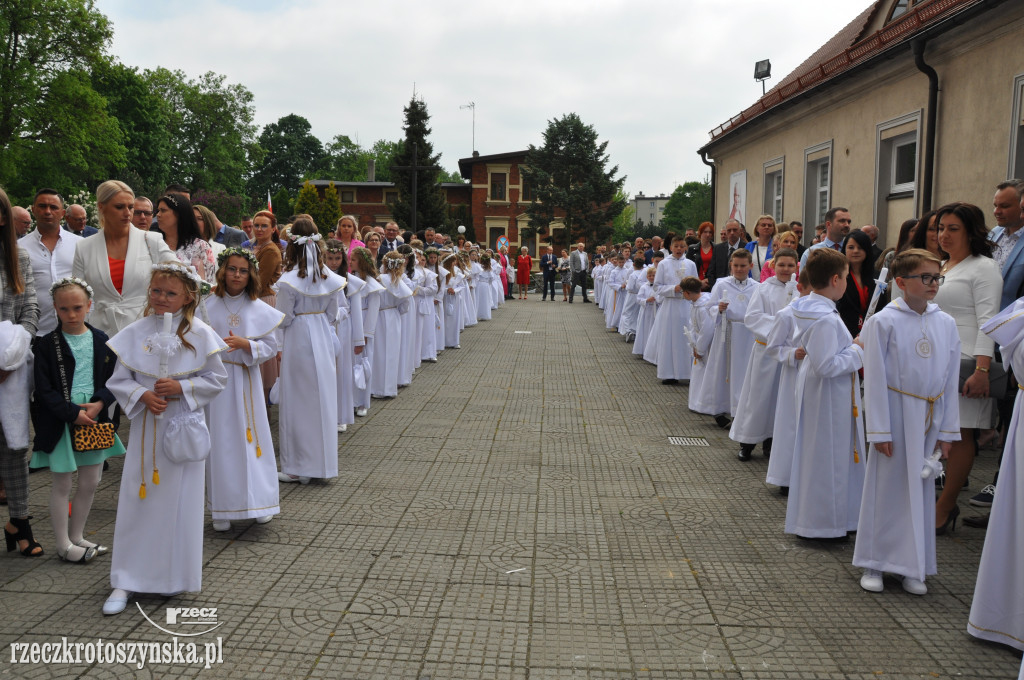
248 114 324 198
144 68 261 195
91 60 171 197
293 181 320 221
609 189 636 244
0 0 121 196
521 113 626 247
318 182 341 236
660 180 712 234
271 187 293 219
390 97 451 233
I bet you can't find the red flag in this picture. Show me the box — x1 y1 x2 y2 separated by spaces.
267 190 273 214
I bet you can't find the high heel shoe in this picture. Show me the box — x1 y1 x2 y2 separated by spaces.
936 505 960 536
4 517 44 557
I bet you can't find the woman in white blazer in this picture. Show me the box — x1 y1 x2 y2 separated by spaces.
72 181 174 337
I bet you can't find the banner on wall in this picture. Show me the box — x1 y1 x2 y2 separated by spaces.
728 170 746 225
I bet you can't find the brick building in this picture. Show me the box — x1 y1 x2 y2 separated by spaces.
309 179 471 233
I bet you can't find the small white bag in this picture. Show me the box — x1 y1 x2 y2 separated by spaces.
164 410 211 463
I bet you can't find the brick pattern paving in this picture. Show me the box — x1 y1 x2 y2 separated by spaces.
1 297 1020 678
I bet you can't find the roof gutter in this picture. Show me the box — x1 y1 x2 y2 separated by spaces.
913 38 938 212
700 150 716 226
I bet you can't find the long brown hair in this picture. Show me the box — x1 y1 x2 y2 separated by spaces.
283 218 325 280
0 187 24 295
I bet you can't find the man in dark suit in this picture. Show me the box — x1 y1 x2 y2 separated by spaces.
538 245 557 301
707 219 747 289
789 221 807 259
213 220 246 247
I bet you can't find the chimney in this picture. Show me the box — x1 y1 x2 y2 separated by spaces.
367 159 376 182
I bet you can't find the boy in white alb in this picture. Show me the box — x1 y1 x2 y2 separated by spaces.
785 248 866 540
604 255 628 331
619 257 645 341
649 236 698 384
854 249 960 595
694 249 758 427
730 248 798 460
633 267 658 358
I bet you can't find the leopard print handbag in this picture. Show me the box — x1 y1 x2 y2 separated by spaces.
52 333 115 452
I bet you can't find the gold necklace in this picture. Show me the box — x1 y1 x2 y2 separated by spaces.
223 295 245 328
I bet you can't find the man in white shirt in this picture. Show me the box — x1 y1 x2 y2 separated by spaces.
23 189 81 335
799 207 852 267
569 242 589 303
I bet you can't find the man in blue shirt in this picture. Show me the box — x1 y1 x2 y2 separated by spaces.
799 207 852 267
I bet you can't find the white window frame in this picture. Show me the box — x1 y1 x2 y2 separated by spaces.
890 137 917 194
763 156 784 223
873 111 921 225
803 141 832 227
1009 73 1024 180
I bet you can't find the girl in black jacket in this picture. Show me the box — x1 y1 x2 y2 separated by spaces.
30 277 124 563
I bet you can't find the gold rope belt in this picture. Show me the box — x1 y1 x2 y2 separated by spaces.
887 385 944 432
295 311 324 316
223 360 263 458
755 339 766 346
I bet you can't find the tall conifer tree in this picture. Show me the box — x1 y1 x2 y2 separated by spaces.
390 97 452 233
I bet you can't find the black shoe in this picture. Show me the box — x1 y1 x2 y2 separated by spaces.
963 514 989 529
779 486 789 497
737 445 754 461
936 505 960 536
714 414 731 429
626 333 636 343
662 379 678 385
568 300 573 304
583 299 591 303
762 438 773 458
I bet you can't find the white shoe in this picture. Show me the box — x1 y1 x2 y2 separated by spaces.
103 589 131 616
337 423 347 433
902 577 927 595
860 569 884 593
255 514 273 525
212 520 231 532
355 407 368 417
278 472 311 485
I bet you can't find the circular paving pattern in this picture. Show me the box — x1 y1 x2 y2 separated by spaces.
619 500 714 529
403 496 456 522
653 601 784 655
482 540 587 578
279 586 409 642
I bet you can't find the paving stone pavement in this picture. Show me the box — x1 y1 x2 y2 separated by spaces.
2 296 1022 679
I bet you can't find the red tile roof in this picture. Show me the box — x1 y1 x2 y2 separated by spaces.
703 0 985 147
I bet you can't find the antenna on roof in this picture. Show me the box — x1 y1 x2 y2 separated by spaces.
754 59 772 95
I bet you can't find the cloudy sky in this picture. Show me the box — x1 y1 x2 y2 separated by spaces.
97 0 866 198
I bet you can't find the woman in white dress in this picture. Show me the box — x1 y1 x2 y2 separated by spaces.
930 202 1002 534
72 181 174 337
275 219 346 484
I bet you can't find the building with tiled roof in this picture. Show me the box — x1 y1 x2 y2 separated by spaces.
698 0 1024 246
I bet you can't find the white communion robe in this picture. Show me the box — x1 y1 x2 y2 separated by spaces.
632 282 658 358
686 293 715 413
729 276 797 444
432 265 448 353
205 294 285 521
416 267 440 361
968 300 1024 651
476 268 494 320
641 286 665 365
460 266 476 328
107 313 228 594
444 269 465 348
604 265 628 330
371 272 413 399
398 272 417 387
335 275 366 427
275 268 345 479
619 268 645 337
594 263 607 309
353 275 383 411
489 266 503 309
647 254 698 380
695 275 759 415
764 303 803 488
853 299 960 582
785 293 866 539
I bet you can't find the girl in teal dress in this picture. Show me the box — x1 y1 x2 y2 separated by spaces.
30 277 124 563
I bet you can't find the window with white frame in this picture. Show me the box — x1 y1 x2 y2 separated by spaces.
763 164 783 222
803 142 832 227
890 136 917 194
1010 74 1024 180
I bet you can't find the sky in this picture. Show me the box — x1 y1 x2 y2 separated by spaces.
96 0 868 198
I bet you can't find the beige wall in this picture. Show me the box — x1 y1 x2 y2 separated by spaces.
704 7 1024 250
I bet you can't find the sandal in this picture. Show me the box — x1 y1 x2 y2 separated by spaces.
75 539 109 556
4 517 44 557
57 543 98 563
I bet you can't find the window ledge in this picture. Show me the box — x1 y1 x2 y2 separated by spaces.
886 189 914 200
485 200 511 206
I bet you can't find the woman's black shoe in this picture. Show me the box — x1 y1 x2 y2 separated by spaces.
936 505 960 536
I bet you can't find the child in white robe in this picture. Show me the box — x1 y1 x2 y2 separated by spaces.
649 238 699 383
324 241 364 431
695 249 758 425
103 261 228 615
854 248 960 595
206 249 285 531
619 257 645 340
785 248 866 540
969 293 1024 648
442 253 464 349
686 289 715 412
426 249 447 356
349 247 382 417
604 255 628 331
396 247 417 387
765 268 810 494
275 219 346 484
476 254 494 321
593 257 606 310
730 248 798 460
458 253 476 328
372 252 413 399
414 252 439 361
633 267 658 358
